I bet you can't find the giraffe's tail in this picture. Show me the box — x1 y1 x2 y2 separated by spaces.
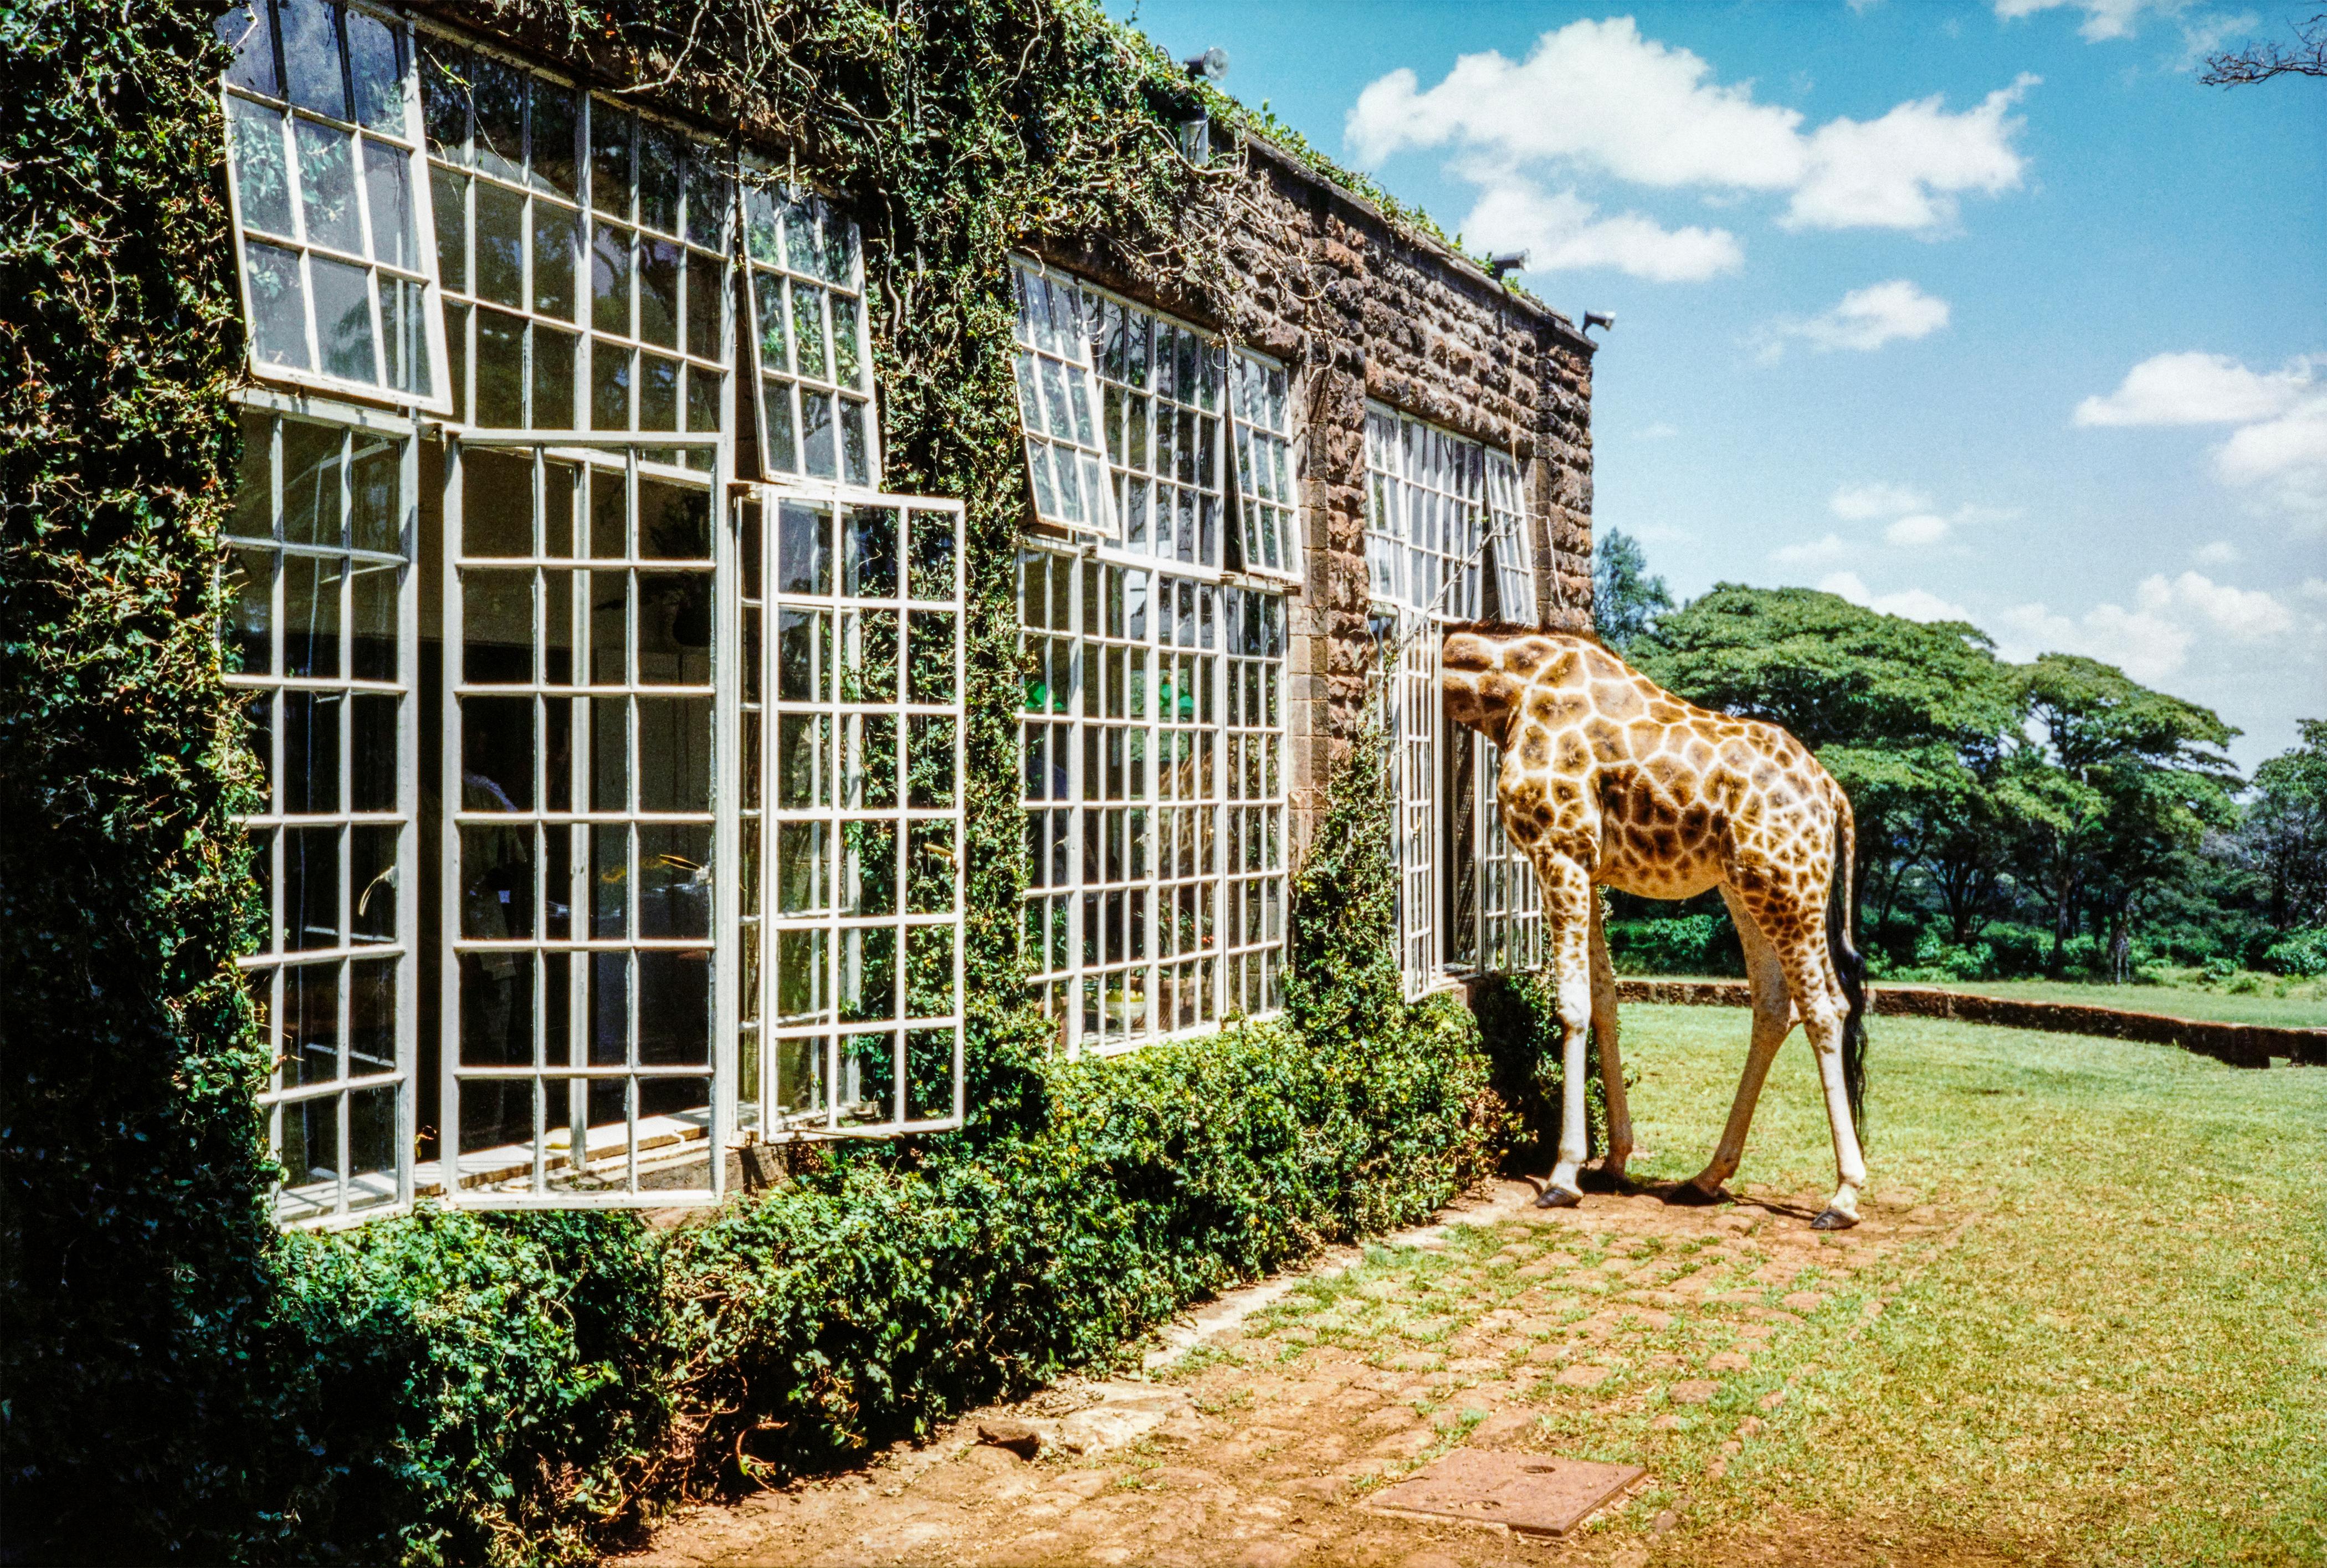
1826 789 1868 1140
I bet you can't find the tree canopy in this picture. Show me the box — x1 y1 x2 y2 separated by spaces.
1591 527 1673 653
1600 561 2311 985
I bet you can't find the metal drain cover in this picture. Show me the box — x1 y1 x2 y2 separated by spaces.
1367 1450 1647 1536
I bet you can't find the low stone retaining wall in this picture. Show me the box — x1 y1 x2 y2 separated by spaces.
1613 979 2325 1071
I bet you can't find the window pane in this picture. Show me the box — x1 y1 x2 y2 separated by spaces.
243 240 312 370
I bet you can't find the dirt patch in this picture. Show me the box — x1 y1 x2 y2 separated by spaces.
619 1179 1969 1567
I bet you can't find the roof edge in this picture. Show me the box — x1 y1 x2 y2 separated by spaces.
1230 130 1596 355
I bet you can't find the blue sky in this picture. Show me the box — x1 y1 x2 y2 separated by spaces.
1115 0 2327 770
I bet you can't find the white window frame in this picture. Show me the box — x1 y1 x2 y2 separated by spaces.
1365 404 1536 623
416 30 736 470
1008 258 1117 539
1367 409 1546 998
1389 614 1441 1001
742 169 882 488
218 0 455 416
1473 736 1545 973
738 484 970 1137
224 390 423 1228
1018 548 1290 1057
1228 351 1303 583
429 427 732 1209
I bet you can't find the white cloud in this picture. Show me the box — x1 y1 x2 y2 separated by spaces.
1756 279 1950 362
2174 11 2261 70
1774 531 1854 567
1885 512 1952 547
1462 175 1743 281
2143 569 2297 638
1831 481 1931 519
2191 540 2241 566
1346 19 2036 254
1785 79 2038 230
1818 571 1974 623
2073 351 2313 426
1995 570 2295 681
2213 394 2327 524
2074 353 2327 526
1638 421 1681 440
1995 0 2190 41
2303 577 2327 602
1347 21 1808 186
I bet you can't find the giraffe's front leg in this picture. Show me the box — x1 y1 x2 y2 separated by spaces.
1587 893 1632 1182
1532 854 1596 1210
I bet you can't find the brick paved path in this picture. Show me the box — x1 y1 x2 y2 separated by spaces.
624 1178 1957 1567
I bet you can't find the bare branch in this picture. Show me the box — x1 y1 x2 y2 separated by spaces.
2201 9 2327 85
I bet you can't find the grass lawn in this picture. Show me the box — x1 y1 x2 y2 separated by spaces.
1633 973 2326 1028
1212 1006 2326 1565
1617 1004 2327 1563
1895 975 2326 1030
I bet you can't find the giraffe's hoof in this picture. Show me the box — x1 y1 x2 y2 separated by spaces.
1810 1207 1859 1232
1664 1182 1726 1207
1535 1186 1583 1210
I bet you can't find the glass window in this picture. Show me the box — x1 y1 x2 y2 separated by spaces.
1390 618 1440 998
1088 288 1226 567
225 407 415 1224
739 490 968 1135
419 38 732 471
1365 405 1535 623
1006 260 1115 538
742 177 878 486
1228 352 1300 581
1018 551 1288 1054
217 0 450 411
440 444 722 1201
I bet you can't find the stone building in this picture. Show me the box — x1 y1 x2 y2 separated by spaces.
209 0 1595 1225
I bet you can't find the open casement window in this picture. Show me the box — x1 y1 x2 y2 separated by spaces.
1388 616 1442 1001
1086 285 1231 570
1228 352 1301 582
419 35 735 467
1444 731 1545 977
1483 452 1537 625
735 489 967 1136
433 433 730 1207
1364 405 1537 623
1018 550 1289 1054
1008 259 1116 538
217 0 451 412
742 175 880 487
224 401 421 1227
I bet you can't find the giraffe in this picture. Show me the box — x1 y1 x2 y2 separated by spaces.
1438 623 1870 1229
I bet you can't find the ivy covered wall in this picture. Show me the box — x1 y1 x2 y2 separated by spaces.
0 2 1585 1561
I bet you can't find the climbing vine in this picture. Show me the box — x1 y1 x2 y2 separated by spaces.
2 3 1570 1562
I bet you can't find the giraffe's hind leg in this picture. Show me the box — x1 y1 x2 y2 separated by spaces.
1684 885 1794 1201
1587 893 1632 1181
1745 892 1868 1229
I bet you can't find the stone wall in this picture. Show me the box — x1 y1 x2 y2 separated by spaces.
1047 132 1598 856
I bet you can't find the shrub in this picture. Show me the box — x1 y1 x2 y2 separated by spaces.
1605 914 1745 976
2262 928 2327 978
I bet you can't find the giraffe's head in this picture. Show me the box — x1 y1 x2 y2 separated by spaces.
1439 620 1565 746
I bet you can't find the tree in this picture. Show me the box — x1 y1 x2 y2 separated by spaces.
2201 10 2327 83
2012 655 2242 979
2232 719 2327 929
1592 527 1673 652
1629 586 2021 937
